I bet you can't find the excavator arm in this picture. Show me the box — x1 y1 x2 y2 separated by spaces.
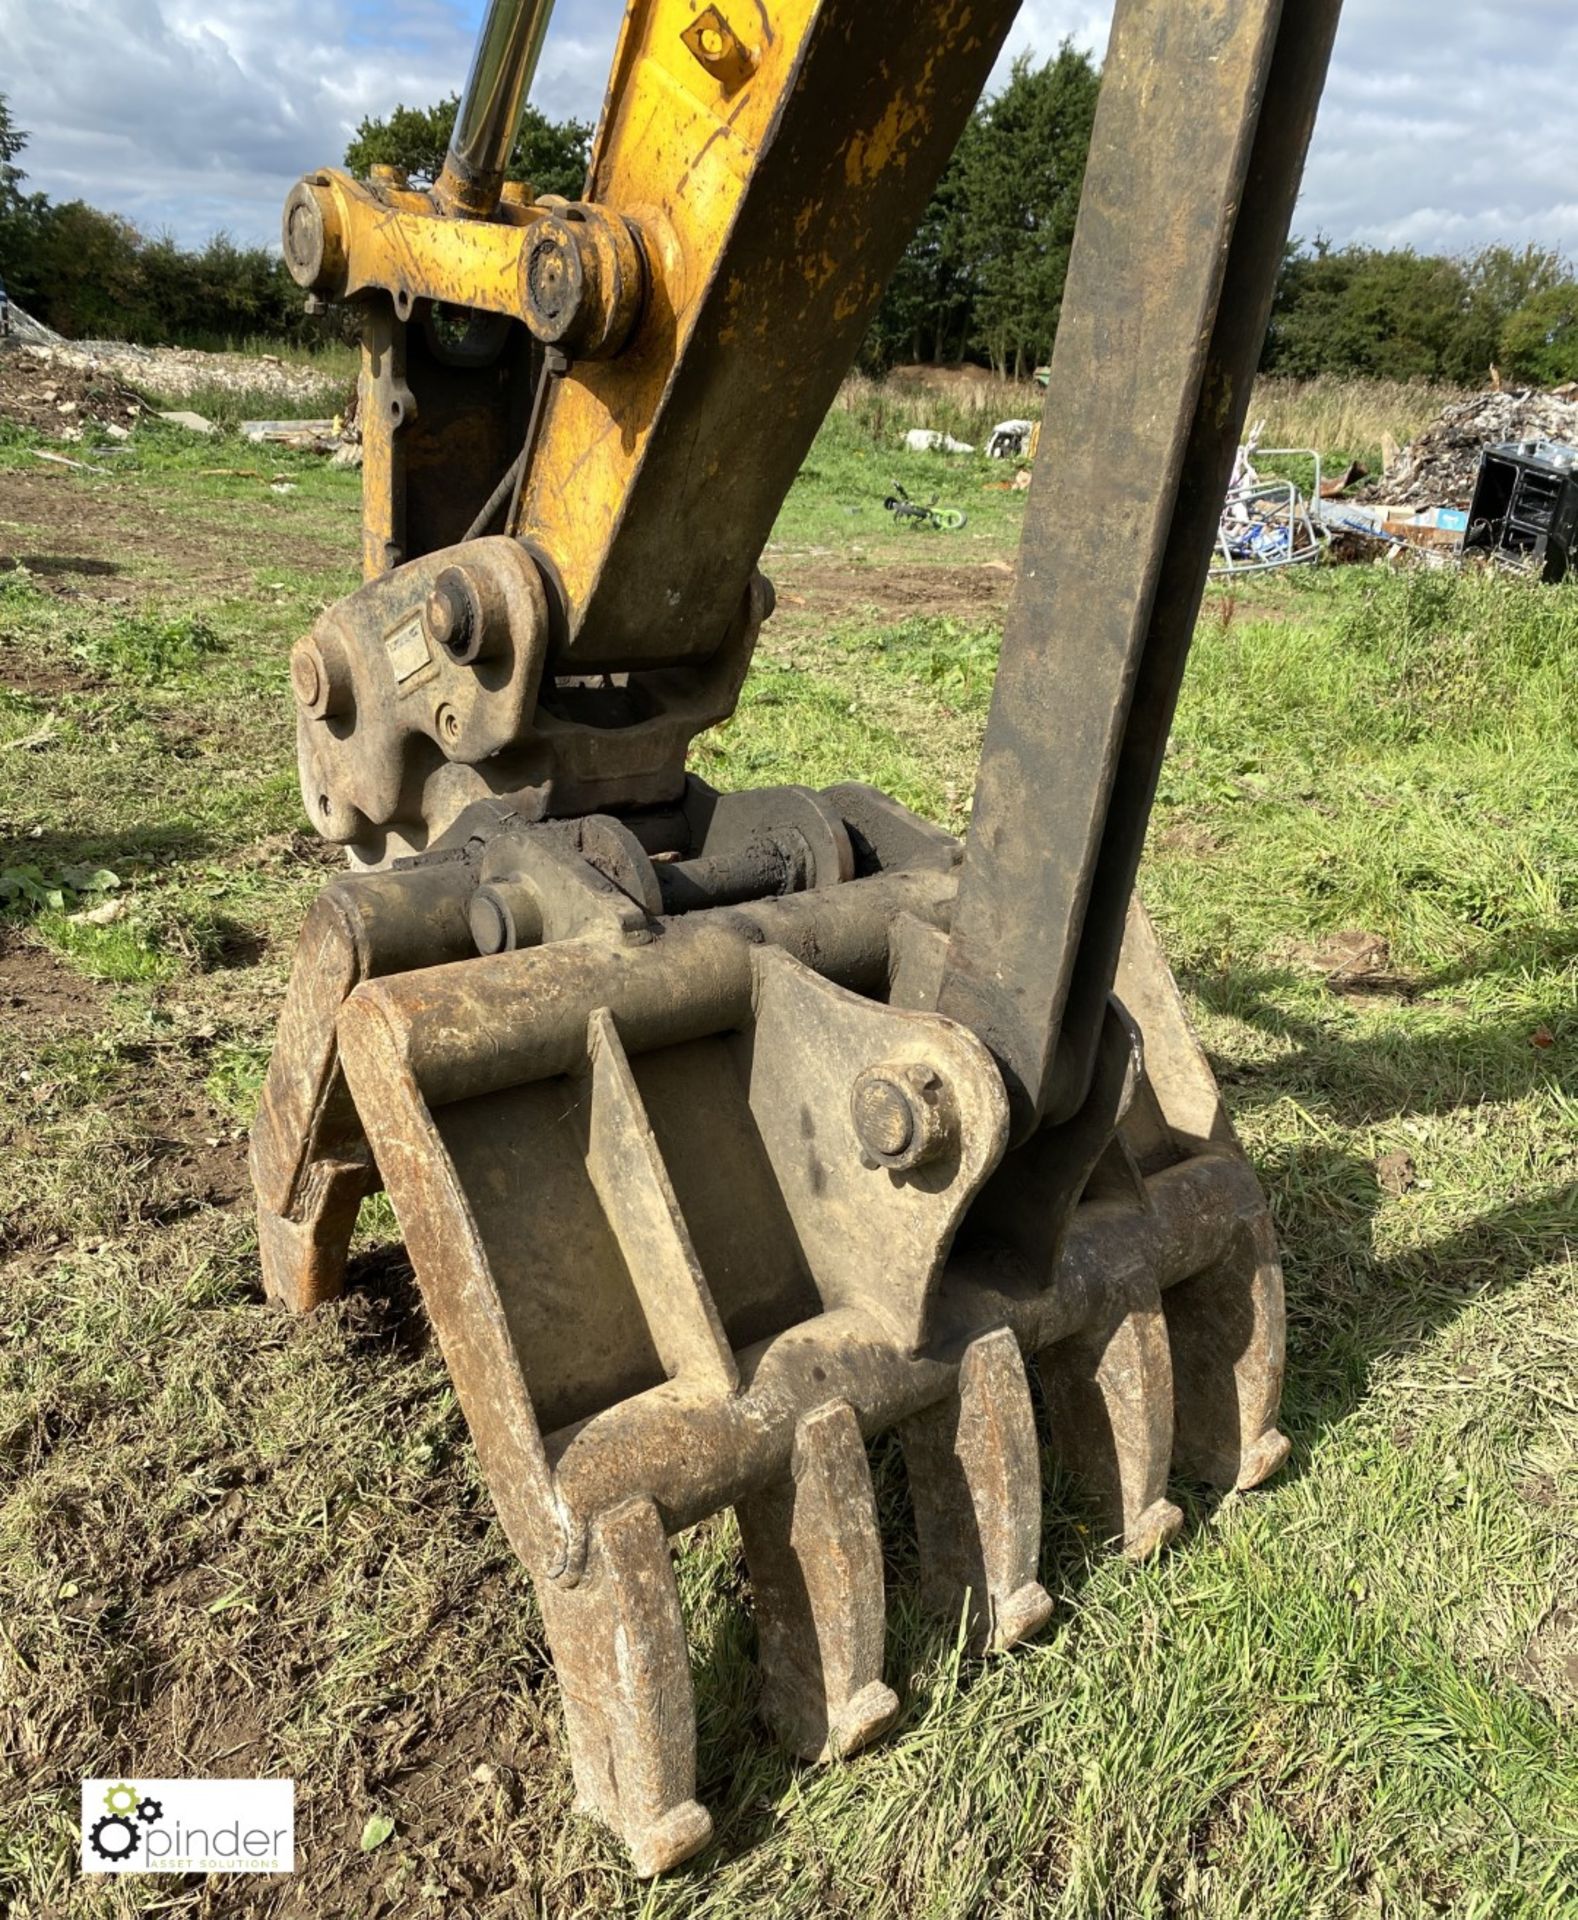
254 0 1341 1873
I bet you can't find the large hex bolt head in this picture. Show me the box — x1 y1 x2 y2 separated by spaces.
425 569 481 662
424 565 508 667
851 1062 957 1172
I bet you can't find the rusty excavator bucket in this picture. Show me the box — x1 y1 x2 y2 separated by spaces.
254 0 1341 1874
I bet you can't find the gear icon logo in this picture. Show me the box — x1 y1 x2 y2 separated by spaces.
89 1813 141 1861
86 1783 167 1866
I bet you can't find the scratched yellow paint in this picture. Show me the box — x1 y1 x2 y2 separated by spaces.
513 0 818 637
312 171 542 318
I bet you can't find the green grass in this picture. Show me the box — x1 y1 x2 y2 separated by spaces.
770 405 1030 559
0 398 1574 1916
137 378 350 432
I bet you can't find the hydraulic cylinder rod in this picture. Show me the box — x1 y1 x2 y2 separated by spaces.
436 0 559 218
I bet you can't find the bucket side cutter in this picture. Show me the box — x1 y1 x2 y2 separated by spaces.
256 0 1341 1874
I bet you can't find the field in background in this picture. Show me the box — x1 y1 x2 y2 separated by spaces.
0 379 1575 1917
836 369 1470 476
109 349 1468 469
1246 374 1467 467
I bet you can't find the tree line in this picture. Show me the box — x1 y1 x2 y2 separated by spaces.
4 72 1578 389
863 46 1578 386
0 96 322 346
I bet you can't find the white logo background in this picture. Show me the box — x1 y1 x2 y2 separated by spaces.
81 1778 294 1875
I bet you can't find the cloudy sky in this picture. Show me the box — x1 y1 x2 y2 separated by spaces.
2 0 1575 260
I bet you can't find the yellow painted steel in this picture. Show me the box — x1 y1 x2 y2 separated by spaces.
510 0 820 618
304 170 543 317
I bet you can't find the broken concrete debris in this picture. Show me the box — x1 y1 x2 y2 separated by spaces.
159 410 218 435
1384 388 1578 508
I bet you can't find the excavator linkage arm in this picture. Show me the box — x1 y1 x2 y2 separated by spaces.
255 0 1341 1873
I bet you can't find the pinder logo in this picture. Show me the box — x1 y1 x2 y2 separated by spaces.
80 1779 293 1874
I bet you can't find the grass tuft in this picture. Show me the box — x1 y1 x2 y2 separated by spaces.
70 609 223 684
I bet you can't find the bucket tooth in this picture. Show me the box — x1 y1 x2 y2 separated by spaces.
901 1327 1054 1652
1039 1275 1184 1559
1163 1209 1290 1491
256 1159 371 1313
736 1398 899 1761
536 1496 712 1878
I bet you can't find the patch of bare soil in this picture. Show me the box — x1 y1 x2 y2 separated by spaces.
136 1091 251 1224
0 637 101 694
776 560 1014 623
1279 928 1422 998
0 925 105 1023
0 469 345 599
1153 820 1224 857
0 470 170 606
1519 1604 1578 1713
0 925 249 1256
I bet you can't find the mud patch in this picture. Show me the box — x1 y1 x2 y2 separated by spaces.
0 637 103 695
1 468 347 599
0 925 106 1023
2 472 160 607
775 561 1013 625
140 1107 251 1222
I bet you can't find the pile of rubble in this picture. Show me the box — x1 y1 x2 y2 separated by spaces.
0 346 146 438
3 300 345 406
29 336 341 405
4 302 65 350
1385 387 1578 508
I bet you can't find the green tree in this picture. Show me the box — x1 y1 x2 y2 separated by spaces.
863 131 977 366
1500 282 1578 386
23 201 147 337
1265 243 1486 381
1466 243 1567 333
961 48 1099 377
0 94 49 311
865 45 1099 374
0 93 27 209
345 96 591 200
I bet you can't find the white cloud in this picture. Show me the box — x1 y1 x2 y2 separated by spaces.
2 0 1576 260
0 0 620 245
1012 0 1578 258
